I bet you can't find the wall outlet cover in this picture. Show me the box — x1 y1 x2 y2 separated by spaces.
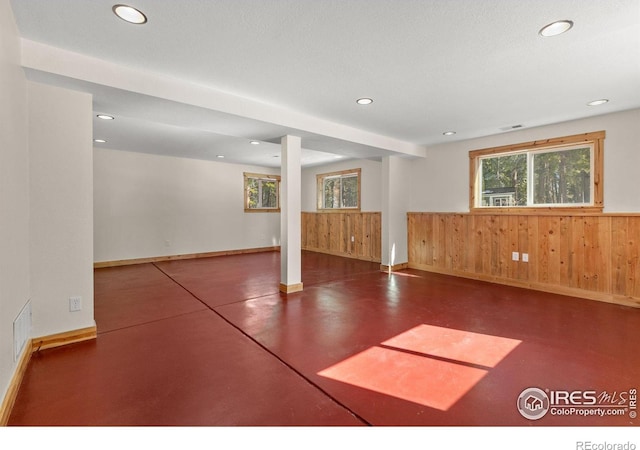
69 296 82 312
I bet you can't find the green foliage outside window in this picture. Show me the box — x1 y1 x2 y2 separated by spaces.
244 173 280 211
322 173 359 209
479 146 591 207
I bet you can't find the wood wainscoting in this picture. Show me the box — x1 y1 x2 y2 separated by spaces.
302 212 381 263
407 212 640 308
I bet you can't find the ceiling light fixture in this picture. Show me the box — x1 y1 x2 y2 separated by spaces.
96 114 115 120
216 155 225 158
539 20 573 37
94 139 107 143
356 98 373 105
587 99 609 106
112 4 147 24
443 131 456 136
250 140 260 145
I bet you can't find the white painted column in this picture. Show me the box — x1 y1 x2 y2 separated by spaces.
280 135 303 293
381 155 412 271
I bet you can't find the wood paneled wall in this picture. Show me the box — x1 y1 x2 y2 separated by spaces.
302 212 381 263
408 212 640 308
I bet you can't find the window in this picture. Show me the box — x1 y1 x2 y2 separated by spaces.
317 168 361 211
244 172 280 212
469 131 604 213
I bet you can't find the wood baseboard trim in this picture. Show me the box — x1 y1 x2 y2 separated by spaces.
279 282 304 294
1 326 98 426
94 246 281 268
0 339 32 426
31 326 98 353
380 262 409 272
408 263 640 309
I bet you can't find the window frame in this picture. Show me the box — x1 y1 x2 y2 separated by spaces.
244 172 281 213
469 131 604 214
316 168 362 212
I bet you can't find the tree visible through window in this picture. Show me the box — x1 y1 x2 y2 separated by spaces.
317 169 361 210
469 131 604 212
244 173 280 212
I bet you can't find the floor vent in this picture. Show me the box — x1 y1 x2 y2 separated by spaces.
14 300 32 361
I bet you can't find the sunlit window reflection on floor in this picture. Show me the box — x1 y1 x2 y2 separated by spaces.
318 324 521 411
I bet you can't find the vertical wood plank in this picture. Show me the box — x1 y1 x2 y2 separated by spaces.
527 217 539 283
537 216 550 284
497 215 509 278
571 217 586 290
424 214 434 267
517 215 529 280
547 216 561 285
371 212 381 261
611 216 627 296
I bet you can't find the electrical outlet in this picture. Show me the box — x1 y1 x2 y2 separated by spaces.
512 252 519 261
522 253 529 262
351 236 355 242
69 296 82 312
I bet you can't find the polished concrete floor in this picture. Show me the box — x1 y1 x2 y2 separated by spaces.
8 251 640 426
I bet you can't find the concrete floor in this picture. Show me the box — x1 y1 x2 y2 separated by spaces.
8 251 640 427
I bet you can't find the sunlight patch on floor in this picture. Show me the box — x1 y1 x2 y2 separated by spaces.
318 324 521 410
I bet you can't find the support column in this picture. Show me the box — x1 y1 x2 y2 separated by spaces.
381 155 412 272
280 135 303 293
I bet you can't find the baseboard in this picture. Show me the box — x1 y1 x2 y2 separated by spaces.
94 246 281 268
408 263 640 309
279 282 304 294
0 339 32 426
380 262 409 272
0 326 98 426
31 326 98 352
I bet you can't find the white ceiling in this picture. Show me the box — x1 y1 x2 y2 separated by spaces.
9 0 640 168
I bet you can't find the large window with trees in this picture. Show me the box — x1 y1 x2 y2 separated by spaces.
469 131 604 213
317 168 361 211
244 172 280 212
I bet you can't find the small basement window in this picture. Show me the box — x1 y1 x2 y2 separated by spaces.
244 173 280 212
316 168 361 211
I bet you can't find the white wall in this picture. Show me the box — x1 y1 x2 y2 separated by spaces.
94 148 282 263
0 0 30 409
409 109 640 213
29 81 95 337
301 158 382 212
381 156 413 267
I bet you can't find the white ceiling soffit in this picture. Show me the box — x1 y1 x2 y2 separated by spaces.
21 39 424 165
11 0 640 166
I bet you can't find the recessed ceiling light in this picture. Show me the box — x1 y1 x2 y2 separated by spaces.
250 140 260 145
443 131 456 136
539 20 573 37
96 114 114 120
112 4 147 24
587 99 609 106
216 155 225 158
356 98 373 105
334 155 344 159
94 139 107 143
